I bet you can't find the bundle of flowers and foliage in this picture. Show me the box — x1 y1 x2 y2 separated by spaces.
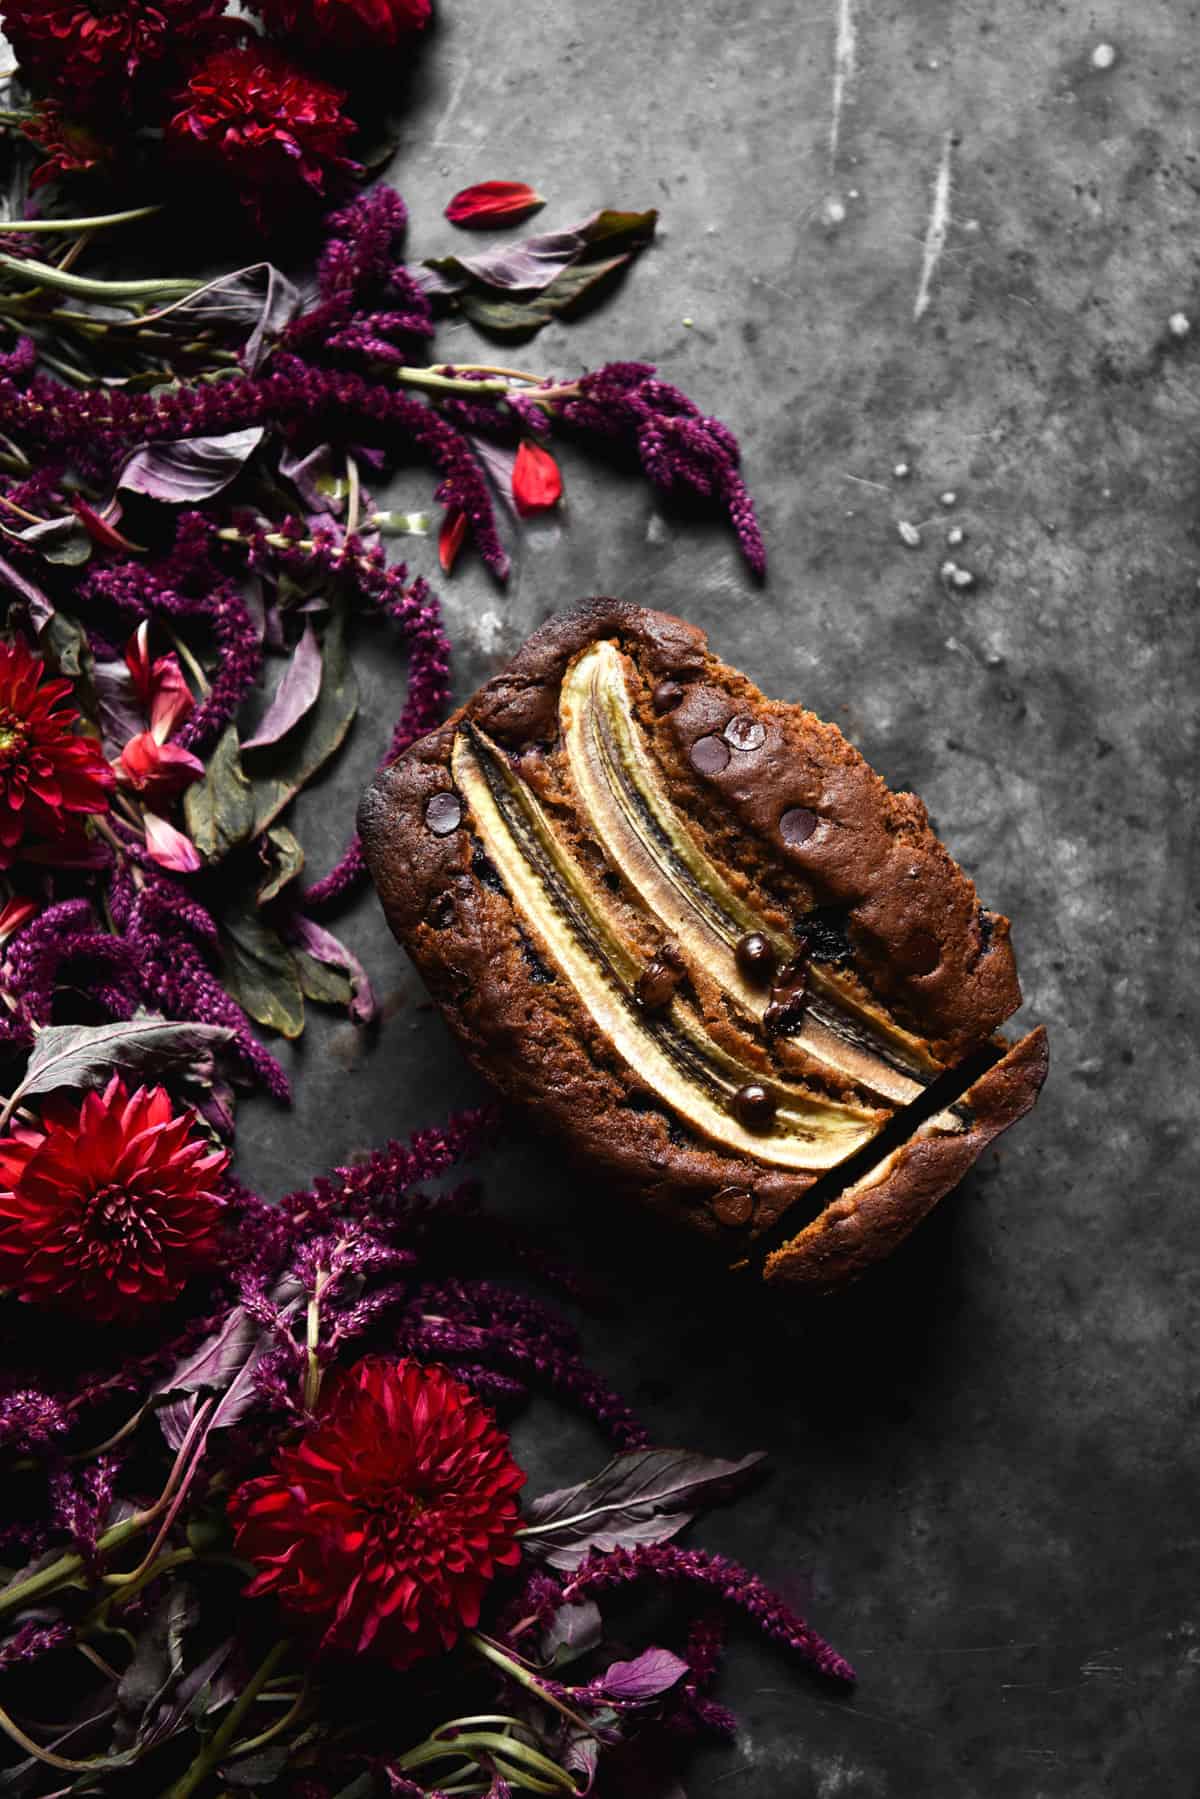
0 8 840 1795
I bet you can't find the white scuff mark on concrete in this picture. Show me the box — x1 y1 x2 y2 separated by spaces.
430 61 471 147
470 608 505 659
914 130 954 322
828 0 857 168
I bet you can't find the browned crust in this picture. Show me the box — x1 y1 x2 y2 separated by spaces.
762 1026 1050 1293
358 599 1037 1264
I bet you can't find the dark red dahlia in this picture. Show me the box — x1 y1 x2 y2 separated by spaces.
252 0 430 51
24 102 111 191
0 638 112 870
168 46 358 224
0 0 226 113
229 1357 525 1666
0 1078 227 1324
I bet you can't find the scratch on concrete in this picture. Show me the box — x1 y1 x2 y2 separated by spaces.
914 130 954 322
828 0 857 167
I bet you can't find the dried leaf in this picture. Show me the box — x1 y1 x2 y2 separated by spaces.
426 208 656 337
219 905 305 1039
143 263 300 372
242 623 322 749
17 512 91 565
286 912 375 1023
445 180 545 228
119 427 264 505
293 949 352 1008
12 1016 233 1112
183 725 255 861
246 607 358 836
520 1447 766 1571
256 824 305 905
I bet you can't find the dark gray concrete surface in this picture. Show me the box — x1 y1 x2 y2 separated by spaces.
235 2 1200 1791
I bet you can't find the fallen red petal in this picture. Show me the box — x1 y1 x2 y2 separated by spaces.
438 507 469 572
512 440 563 516
445 181 545 228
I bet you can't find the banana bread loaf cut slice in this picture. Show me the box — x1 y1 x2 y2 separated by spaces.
359 600 1047 1291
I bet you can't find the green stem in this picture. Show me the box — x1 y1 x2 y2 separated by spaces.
223 1673 311 1762
163 1640 291 1799
0 206 160 235
393 366 510 398
0 254 196 301
303 1271 329 1412
465 1633 600 1738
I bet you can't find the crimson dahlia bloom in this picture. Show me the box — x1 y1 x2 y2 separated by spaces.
0 0 226 113
229 1357 525 1667
169 47 358 225
0 638 112 870
0 1078 227 1324
253 0 430 50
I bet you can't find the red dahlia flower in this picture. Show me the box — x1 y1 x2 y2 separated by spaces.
252 0 430 51
169 47 359 225
0 638 112 870
0 1078 227 1324
24 103 111 191
0 0 226 113
229 1357 525 1667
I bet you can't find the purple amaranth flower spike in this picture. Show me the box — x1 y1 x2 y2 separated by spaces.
0 1619 71 1671
48 1455 119 1573
0 1388 68 1453
558 1544 855 1684
283 186 435 370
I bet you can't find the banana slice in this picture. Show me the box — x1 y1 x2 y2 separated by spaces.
561 640 936 1104
452 726 883 1171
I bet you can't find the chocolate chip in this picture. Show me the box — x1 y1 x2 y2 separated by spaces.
425 791 462 836
652 679 685 714
635 944 686 1012
690 734 731 776
724 715 765 752
733 1082 777 1130
711 1186 754 1227
764 952 809 1037
899 929 940 975
780 805 818 846
735 931 777 985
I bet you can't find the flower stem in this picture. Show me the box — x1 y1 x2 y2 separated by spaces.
0 206 160 235
163 1639 291 1799
0 254 197 301
393 366 509 398
465 1632 600 1738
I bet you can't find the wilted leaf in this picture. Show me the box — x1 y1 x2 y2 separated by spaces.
0 549 54 631
119 427 264 505
426 208 656 337
184 725 255 861
246 607 358 836
519 1447 765 1570
143 263 300 372
242 623 322 749
11 1016 234 1114
220 906 305 1039
257 824 305 905
17 512 91 565
293 949 352 1008
38 610 85 678
154 1306 259 1407
92 654 145 754
286 912 375 1023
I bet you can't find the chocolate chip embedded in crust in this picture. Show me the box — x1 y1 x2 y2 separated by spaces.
724 715 766 752
690 733 731 776
711 1186 754 1227
735 931 777 985
780 805 818 846
424 791 462 836
764 952 810 1037
898 929 941 975
733 1082 777 1130
652 679 685 714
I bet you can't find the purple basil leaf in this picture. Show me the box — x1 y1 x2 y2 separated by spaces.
520 1447 766 1571
154 1306 258 1405
91 655 145 755
540 1598 603 1667
285 910 376 1024
426 208 657 295
0 550 55 631
144 263 300 372
242 623 322 750
594 1646 689 1702
13 1017 234 1113
278 442 343 516
468 435 519 513
155 1396 195 1454
119 427 264 505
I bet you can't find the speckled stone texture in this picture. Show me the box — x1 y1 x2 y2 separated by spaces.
234 2 1200 1793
